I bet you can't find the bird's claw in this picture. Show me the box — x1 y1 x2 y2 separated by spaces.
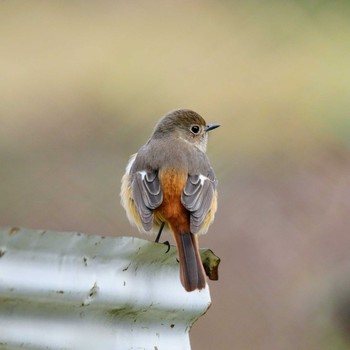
163 240 171 253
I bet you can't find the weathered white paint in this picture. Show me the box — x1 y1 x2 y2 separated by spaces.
0 227 211 350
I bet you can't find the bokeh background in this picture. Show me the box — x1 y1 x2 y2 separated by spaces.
1 1 350 349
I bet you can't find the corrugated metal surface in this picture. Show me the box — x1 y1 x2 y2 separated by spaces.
0 227 211 350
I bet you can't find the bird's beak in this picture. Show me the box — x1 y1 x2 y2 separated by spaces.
206 124 220 132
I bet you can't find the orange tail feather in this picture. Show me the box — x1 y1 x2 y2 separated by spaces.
174 232 206 292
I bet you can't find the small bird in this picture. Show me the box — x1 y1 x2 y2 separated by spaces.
121 109 219 292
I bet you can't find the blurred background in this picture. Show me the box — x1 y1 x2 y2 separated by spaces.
1 1 350 349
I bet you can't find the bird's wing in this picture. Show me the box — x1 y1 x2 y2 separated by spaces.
132 170 163 231
181 169 217 234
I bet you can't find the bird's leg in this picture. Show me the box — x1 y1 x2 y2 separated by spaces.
155 222 170 253
155 221 165 243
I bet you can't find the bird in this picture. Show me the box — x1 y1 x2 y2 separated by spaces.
120 109 219 292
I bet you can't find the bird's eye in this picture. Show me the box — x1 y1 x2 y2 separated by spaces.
190 125 200 135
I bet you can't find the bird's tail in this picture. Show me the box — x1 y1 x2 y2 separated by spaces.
174 232 206 292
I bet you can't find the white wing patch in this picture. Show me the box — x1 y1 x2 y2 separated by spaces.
181 173 216 234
